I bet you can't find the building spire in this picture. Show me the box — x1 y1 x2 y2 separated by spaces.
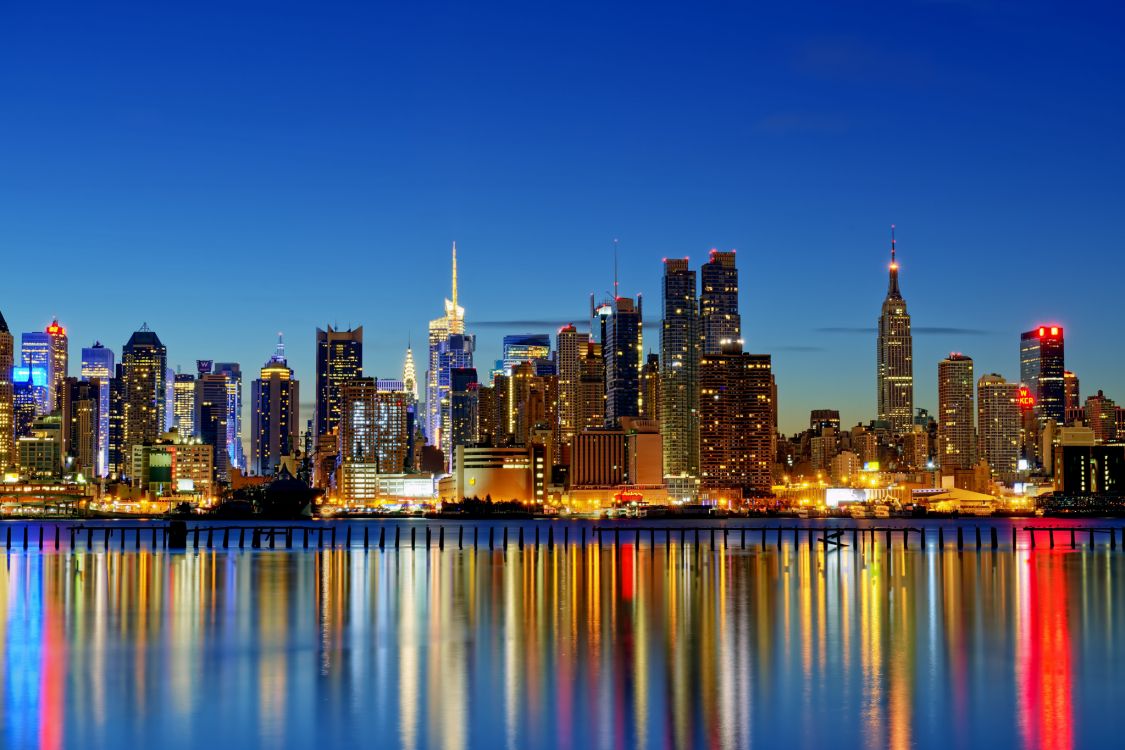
451 241 458 318
886 224 901 299
275 332 286 359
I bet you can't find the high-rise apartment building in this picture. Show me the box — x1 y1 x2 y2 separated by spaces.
1064 370 1080 413
640 352 660 422
603 295 642 427
0 309 13 469
1020 325 1065 425
449 368 479 451
699 341 773 493
699 250 740 355
577 341 605 431
315 326 363 438
1085 390 1118 443
661 257 699 481
62 378 100 476
121 325 167 473
80 342 114 477
977 373 1020 481
252 336 299 477
338 378 410 503
876 230 914 434
195 373 230 481
938 353 975 470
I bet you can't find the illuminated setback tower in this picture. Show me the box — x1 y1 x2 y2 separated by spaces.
1020 326 1065 425
252 335 299 476
426 242 469 447
876 229 914 434
121 325 168 470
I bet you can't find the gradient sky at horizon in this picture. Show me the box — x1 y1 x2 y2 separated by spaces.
2 0 1123 435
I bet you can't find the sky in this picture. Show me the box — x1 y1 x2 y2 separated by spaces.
1 0 1123 436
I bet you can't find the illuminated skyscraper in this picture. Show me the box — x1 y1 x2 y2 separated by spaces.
876 228 914 433
938 353 975 470
603 295 642 427
436 333 475 464
338 378 410 503
641 352 660 421
315 325 363 438
977 373 1021 480
20 331 53 414
699 341 773 493
214 362 244 472
700 250 740 355
661 257 700 481
1020 325 1065 425
46 319 68 411
1064 370 1080 412
577 340 605 431
426 242 466 446
402 344 419 404
80 342 115 477
0 309 12 469
1085 390 1118 443
172 372 196 439
556 324 589 453
450 367 479 450
62 378 100 476
252 335 299 476
121 325 167 472
195 373 229 481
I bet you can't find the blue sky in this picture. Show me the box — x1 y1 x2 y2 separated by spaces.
2 0 1123 434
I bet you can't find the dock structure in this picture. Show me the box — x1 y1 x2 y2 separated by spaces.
2 522 1123 554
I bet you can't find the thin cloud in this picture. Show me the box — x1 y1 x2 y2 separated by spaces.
816 326 991 336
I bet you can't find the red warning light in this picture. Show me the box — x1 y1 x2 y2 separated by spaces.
1038 327 1046 337
1050 326 1059 336
1017 386 1036 411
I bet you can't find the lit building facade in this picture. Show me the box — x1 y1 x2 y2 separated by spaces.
603 295 642 428
172 373 196 439
46 319 68 411
938 353 975 470
977 373 1020 481
0 309 14 469
661 257 700 483
501 334 550 375
20 332 54 415
1020 325 1065 425
315 325 363 438
699 342 774 493
214 362 244 472
556 324 589 454
435 333 475 464
62 378 100 477
426 242 465 445
121 325 167 474
1085 390 1118 443
195 373 229 481
876 230 914 434
80 342 114 477
251 336 299 477
130 433 214 496
338 378 410 503
449 367 479 452
699 250 740 355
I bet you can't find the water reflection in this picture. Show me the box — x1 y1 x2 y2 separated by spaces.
2 542 1123 749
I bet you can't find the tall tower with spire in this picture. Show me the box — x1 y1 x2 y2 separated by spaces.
876 226 914 434
426 242 473 450
402 342 419 404
252 333 299 477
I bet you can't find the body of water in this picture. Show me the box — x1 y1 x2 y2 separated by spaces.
2 519 1122 749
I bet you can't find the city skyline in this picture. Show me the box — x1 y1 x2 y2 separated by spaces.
0 236 1116 439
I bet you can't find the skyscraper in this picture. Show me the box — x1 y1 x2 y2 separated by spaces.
402 344 419 404
449 367 479 451
1085 390 1118 443
121 325 167 472
699 341 773 493
62 378 100 476
436 333 475 464
195 373 229 481
315 325 363 438
577 340 605 431
426 242 466 446
214 362 244 472
1020 325 1065 425
172 372 196 439
1064 370 1080 413
641 352 660 422
338 378 410 503
938 353 975 470
252 335 299 477
20 331 53 414
80 342 115 477
699 250 740 355
661 257 699 481
46 319 68 411
0 308 13 469
977 373 1020 480
556 324 589 453
876 229 914 434
501 334 550 375
603 295 642 427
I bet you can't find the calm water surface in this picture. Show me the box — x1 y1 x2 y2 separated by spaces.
2 520 1123 749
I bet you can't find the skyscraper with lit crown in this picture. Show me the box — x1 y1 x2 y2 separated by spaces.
121 324 168 472
46 319 68 411
402 343 419 404
426 242 471 450
876 228 914 434
252 335 299 476
315 325 363 438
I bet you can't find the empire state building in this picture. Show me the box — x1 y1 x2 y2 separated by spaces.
876 228 914 434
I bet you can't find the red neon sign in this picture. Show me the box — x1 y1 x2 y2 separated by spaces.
1017 386 1036 411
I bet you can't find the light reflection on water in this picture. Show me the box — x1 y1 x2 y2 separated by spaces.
1 538 1122 749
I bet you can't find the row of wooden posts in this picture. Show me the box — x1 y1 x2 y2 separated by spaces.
0 523 1122 552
